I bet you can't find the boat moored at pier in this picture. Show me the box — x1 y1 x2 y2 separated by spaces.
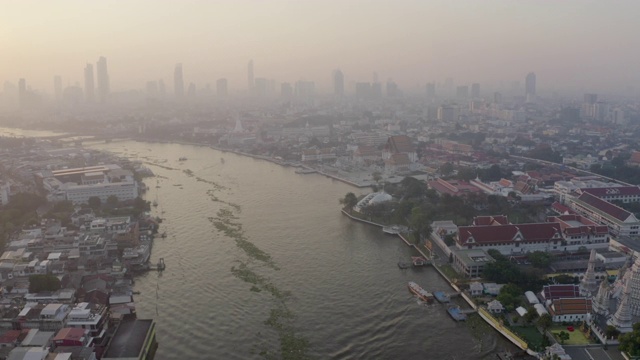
433 291 450 303
408 281 434 303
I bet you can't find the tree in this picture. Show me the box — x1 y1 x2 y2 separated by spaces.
605 325 621 339
372 172 382 185
524 306 538 323
439 162 454 177
497 283 522 311
29 274 61 293
527 251 552 269
339 192 358 213
537 313 552 332
619 323 640 356
409 207 432 244
557 331 570 345
88 196 101 210
106 195 119 208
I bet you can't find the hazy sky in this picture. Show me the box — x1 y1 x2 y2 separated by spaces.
2 0 639 93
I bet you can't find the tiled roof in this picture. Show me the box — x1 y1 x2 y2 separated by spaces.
580 186 640 197
473 215 510 226
386 153 411 165
550 298 592 316
551 202 574 215
384 135 414 154
457 223 562 246
542 285 580 300
576 192 632 222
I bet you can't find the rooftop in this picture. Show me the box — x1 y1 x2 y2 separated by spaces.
103 319 153 359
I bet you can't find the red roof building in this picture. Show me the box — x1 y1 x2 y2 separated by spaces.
53 328 90 347
541 284 581 301
548 298 592 323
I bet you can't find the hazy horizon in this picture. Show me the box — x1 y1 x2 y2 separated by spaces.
3 0 640 94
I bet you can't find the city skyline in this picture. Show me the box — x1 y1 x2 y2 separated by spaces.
2 1 639 95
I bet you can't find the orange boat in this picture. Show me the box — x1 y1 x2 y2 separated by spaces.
408 281 434 303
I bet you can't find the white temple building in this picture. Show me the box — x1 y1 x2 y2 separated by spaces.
580 249 599 297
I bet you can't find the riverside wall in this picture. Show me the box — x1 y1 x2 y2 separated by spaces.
341 209 539 357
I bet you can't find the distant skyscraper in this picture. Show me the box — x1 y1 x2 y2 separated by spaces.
333 69 344 96
294 81 315 98
216 78 228 97
18 78 26 108
174 63 184 98
525 72 536 97
84 63 95 103
247 60 254 91
54 76 62 102
471 83 480 98
96 56 110 103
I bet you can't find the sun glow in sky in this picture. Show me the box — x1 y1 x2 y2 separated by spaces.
2 0 639 93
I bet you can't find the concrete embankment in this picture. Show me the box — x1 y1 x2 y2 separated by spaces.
340 209 538 357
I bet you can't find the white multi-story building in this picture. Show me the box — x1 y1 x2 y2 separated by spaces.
39 165 138 204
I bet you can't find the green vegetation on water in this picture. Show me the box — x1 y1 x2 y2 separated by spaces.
204 169 310 359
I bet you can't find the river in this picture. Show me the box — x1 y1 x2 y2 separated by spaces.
0 126 513 359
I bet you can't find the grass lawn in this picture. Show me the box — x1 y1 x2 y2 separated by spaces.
437 264 460 280
510 326 546 351
550 326 592 345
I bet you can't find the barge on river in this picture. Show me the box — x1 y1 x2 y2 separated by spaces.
433 291 450 303
447 306 467 321
408 281 433 303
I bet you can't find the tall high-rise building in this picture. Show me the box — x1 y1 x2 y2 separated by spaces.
18 78 26 108
216 78 228 97
84 64 95 103
96 56 110 103
525 72 536 97
174 63 184 98
333 69 344 96
247 60 254 91
471 83 480 98
54 76 62 102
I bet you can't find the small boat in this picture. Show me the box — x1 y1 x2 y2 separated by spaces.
447 306 467 321
295 169 316 174
179 157 187 161
408 281 433 303
412 256 427 266
161 232 167 238
397 261 412 269
433 291 450 303
152 201 158 207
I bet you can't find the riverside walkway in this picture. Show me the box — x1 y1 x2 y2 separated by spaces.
341 209 537 357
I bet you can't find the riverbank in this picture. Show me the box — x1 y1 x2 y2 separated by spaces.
340 208 538 357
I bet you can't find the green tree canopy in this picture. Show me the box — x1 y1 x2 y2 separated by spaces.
29 274 61 293
339 192 358 213
88 196 101 210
